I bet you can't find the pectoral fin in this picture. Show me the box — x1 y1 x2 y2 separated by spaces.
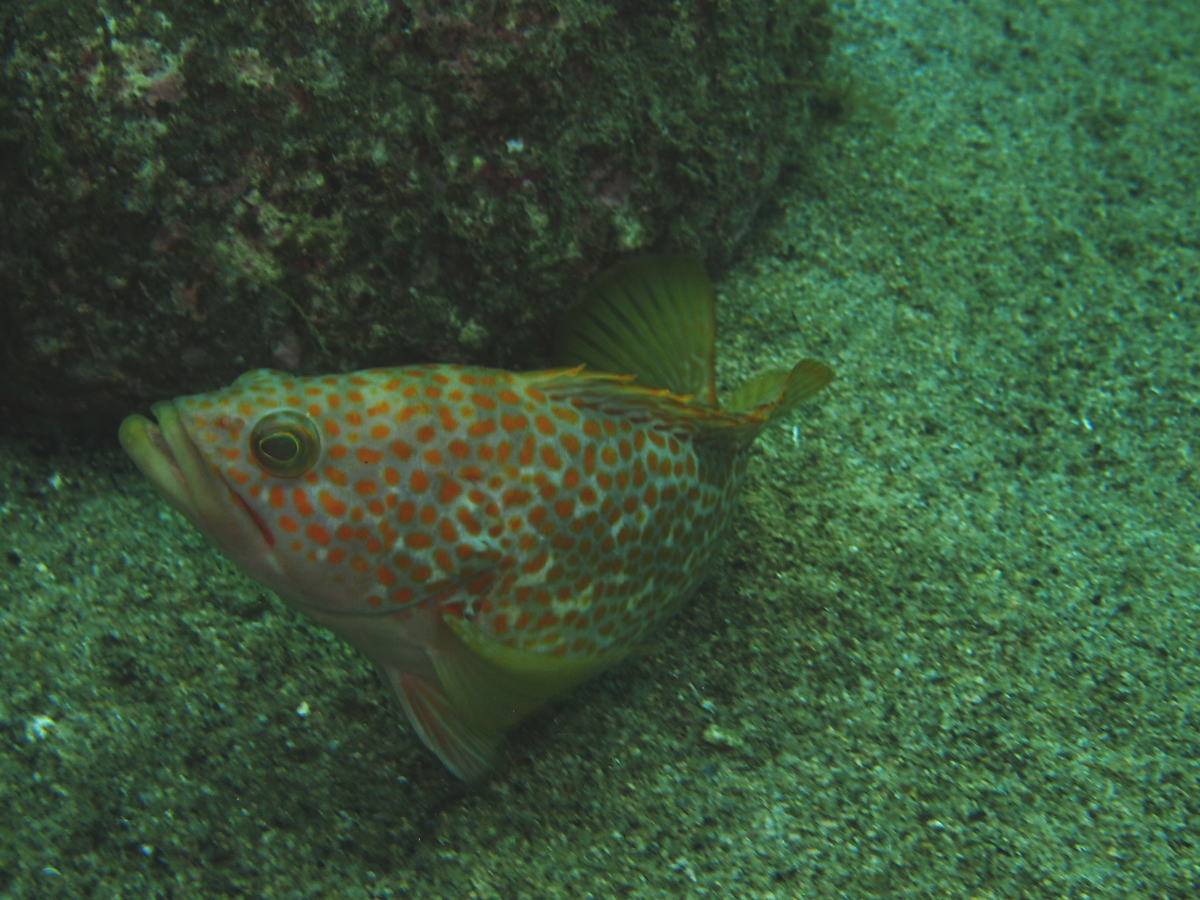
432 614 627 736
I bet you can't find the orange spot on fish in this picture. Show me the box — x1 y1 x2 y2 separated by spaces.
292 489 315 516
467 573 493 594
306 523 332 545
405 532 433 550
357 447 383 464
518 435 535 466
522 552 548 574
502 488 531 507
319 490 346 517
439 477 462 504
457 508 482 535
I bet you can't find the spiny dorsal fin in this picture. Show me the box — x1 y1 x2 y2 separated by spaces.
530 367 752 436
555 256 716 404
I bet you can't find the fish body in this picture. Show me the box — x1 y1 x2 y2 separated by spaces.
120 257 832 778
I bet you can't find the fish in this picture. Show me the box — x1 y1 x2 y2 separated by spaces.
119 256 833 779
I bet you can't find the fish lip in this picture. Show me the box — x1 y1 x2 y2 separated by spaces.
120 402 255 541
119 403 192 516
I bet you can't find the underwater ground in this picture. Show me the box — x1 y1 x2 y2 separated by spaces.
2 0 1197 896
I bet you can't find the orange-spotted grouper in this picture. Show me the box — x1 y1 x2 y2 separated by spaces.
119 257 833 779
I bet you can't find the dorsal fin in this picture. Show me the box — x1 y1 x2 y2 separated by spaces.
555 256 717 404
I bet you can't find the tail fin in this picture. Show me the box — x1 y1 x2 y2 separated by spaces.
725 359 834 421
704 359 834 450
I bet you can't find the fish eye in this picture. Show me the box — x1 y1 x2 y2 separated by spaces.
249 411 320 477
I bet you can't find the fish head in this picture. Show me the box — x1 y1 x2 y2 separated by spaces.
119 368 401 616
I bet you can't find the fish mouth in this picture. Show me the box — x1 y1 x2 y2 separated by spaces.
119 403 272 560
119 401 224 523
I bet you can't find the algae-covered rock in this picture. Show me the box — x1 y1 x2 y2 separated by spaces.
0 0 831 433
